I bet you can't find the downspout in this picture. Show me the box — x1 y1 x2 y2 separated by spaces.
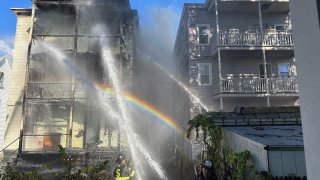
258 2 270 107
215 0 223 110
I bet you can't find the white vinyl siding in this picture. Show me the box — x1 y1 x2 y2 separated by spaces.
0 57 11 150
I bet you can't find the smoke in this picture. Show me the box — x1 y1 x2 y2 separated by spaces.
132 4 187 177
137 5 180 69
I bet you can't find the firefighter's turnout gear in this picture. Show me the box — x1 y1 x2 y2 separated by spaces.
114 154 136 180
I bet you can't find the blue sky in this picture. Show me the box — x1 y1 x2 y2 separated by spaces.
0 0 204 57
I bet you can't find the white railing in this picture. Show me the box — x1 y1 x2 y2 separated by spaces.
262 33 294 47
219 33 262 46
268 77 299 93
216 76 298 94
210 32 293 53
221 77 267 93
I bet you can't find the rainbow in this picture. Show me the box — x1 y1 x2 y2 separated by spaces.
94 83 184 135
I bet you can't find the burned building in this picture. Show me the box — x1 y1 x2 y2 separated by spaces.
3 0 138 163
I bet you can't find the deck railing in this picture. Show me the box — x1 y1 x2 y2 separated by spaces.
210 32 293 53
27 82 86 99
213 76 298 95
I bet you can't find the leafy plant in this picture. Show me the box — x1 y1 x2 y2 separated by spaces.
187 112 265 180
1 164 43 180
0 145 109 180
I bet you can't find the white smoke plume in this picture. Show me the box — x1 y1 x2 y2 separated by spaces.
138 5 180 69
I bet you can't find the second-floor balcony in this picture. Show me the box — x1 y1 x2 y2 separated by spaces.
210 30 294 54
212 75 298 97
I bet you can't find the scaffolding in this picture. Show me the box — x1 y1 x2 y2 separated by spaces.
18 0 138 153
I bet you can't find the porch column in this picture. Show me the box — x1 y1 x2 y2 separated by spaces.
215 0 223 111
68 4 80 148
19 0 37 154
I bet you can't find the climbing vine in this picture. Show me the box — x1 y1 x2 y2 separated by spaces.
187 112 267 180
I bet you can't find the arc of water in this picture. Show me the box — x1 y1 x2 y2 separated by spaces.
40 41 168 179
152 62 209 111
101 44 168 180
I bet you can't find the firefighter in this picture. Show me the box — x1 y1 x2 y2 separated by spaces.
113 154 136 180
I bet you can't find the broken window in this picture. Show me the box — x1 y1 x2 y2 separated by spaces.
198 63 211 85
198 25 209 44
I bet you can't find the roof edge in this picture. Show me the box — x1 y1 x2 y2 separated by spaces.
11 8 32 15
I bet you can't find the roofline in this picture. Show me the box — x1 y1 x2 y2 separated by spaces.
183 3 204 7
224 126 304 148
173 3 205 53
264 145 304 151
223 127 266 148
0 56 11 68
11 8 32 15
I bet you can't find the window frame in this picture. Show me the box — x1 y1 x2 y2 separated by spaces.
277 63 290 78
259 63 272 78
197 24 210 45
0 72 3 88
198 63 212 86
274 24 286 32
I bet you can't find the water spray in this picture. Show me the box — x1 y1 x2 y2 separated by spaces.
151 60 209 112
100 44 169 180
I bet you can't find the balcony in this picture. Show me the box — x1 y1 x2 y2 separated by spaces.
210 30 294 54
27 82 86 99
213 75 298 96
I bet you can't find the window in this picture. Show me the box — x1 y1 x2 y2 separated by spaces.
198 63 211 85
29 70 41 82
259 64 272 78
278 64 290 78
0 72 3 88
198 25 209 44
274 24 285 32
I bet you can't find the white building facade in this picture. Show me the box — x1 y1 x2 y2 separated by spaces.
0 57 11 152
290 1 320 179
174 0 298 157
173 0 302 178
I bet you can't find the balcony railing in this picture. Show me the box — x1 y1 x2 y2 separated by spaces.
210 31 293 53
27 82 86 99
213 76 298 95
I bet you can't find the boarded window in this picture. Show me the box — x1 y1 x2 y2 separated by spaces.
199 63 211 85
